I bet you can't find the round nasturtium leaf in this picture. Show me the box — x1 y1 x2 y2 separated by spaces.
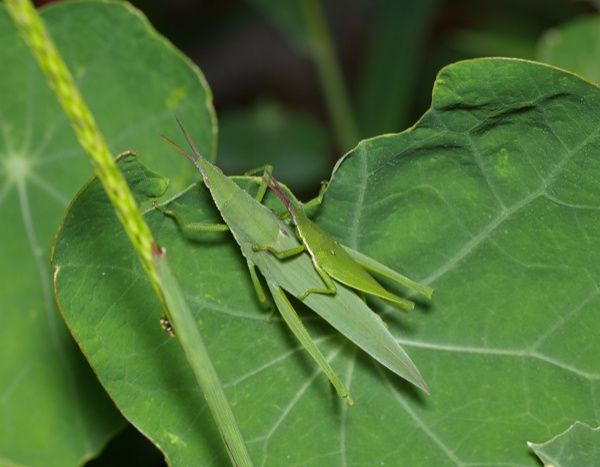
0 1 215 465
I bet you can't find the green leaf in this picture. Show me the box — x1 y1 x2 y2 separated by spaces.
528 422 600 467
54 57 599 464
538 15 600 85
0 1 215 465
318 57 600 464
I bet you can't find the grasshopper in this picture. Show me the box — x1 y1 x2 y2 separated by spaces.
261 170 433 309
157 117 431 399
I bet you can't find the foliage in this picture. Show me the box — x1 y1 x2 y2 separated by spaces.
528 422 600 467
2 0 599 465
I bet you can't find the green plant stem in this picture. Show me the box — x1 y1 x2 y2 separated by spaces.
5 0 156 284
152 246 253 466
5 0 252 464
300 0 361 152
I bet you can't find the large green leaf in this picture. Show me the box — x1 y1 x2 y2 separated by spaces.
319 57 600 464
54 58 599 464
0 1 215 465
528 422 600 466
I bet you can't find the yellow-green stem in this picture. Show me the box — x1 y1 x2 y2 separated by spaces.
4 0 157 286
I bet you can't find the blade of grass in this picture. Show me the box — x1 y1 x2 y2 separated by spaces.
357 0 440 136
300 0 360 151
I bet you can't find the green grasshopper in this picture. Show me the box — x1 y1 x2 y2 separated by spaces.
157 117 431 399
261 169 433 309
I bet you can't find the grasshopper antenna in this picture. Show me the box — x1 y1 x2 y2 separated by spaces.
264 169 293 210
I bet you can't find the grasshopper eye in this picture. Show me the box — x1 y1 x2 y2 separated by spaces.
160 314 175 336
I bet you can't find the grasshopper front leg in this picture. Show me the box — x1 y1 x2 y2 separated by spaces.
152 202 230 232
155 202 277 312
299 179 329 213
243 165 274 204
